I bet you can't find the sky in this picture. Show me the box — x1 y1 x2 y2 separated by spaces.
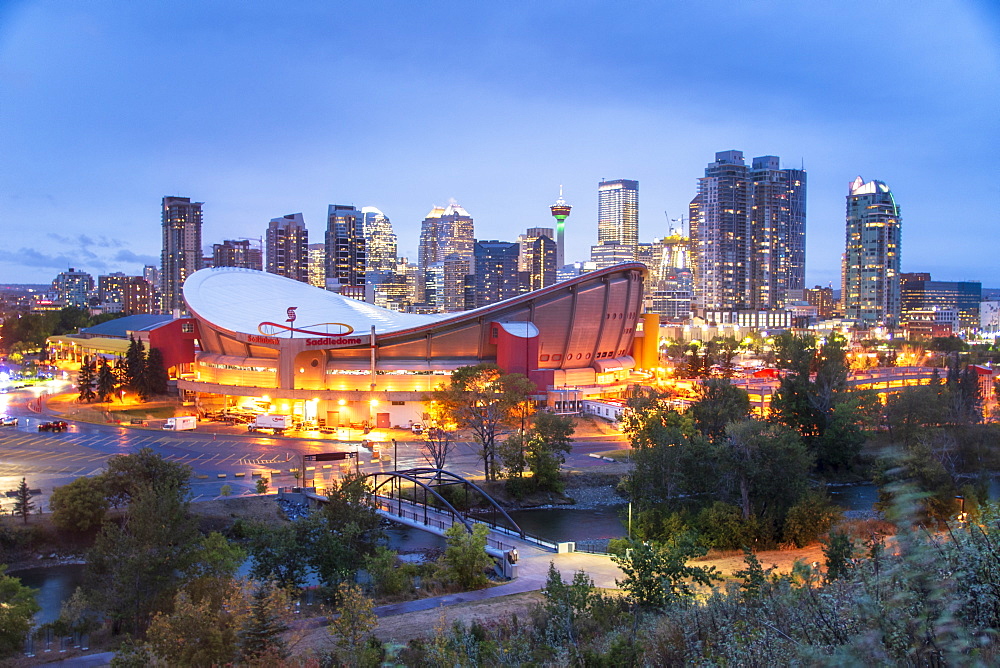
1 0 998 289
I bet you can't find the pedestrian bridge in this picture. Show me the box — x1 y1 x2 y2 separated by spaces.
367 469 557 561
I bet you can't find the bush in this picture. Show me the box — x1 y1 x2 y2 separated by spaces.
782 491 841 548
50 476 108 532
694 502 760 551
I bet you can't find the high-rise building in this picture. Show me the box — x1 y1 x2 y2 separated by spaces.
416 201 475 310
597 179 638 257
518 228 556 291
53 268 94 308
749 156 806 309
214 239 263 271
362 207 397 273
160 196 203 313
690 151 751 312
123 276 154 315
325 205 366 298
549 188 572 269
266 214 309 282
307 243 326 289
842 176 902 328
474 240 522 307
98 272 128 305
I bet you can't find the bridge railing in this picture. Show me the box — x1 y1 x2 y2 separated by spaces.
373 495 557 552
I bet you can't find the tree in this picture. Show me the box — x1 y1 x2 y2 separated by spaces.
611 533 721 609
77 355 97 403
524 412 575 492
422 427 456 472
144 347 169 397
428 363 535 481
147 590 236 666
95 357 117 402
124 335 146 395
50 475 108 532
11 477 34 524
723 419 813 524
689 378 751 443
327 582 378 666
84 482 200 635
237 582 291 665
542 563 598 644
0 565 40 657
256 477 269 494
102 447 191 508
440 522 493 589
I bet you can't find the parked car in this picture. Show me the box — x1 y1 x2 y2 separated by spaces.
411 422 424 435
38 421 68 432
0 415 17 426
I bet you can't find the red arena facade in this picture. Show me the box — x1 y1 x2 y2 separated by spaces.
180 264 656 428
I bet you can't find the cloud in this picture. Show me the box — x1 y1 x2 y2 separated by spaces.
0 247 79 269
112 249 158 265
45 233 124 249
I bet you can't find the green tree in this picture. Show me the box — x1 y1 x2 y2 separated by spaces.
11 477 34 524
524 411 575 492
237 582 291 665
144 347 169 397
542 563 598 644
440 522 493 589
102 447 191 508
77 355 97 403
689 378 751 443
50 475 108 532
95 357 117 402
256 477 269 494
183 532 246 608
428 363 535 481
723 419 813 524
84 482 199 635
124 335 146 395
822 530 855 582
246 521 314 589
0 565 40 657
327 582 377 667
611 533 721 609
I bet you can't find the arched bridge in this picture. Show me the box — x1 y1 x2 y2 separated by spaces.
366 468 554 553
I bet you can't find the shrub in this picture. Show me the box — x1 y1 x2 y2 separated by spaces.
782 491 841 548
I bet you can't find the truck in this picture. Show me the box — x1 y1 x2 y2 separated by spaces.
248 414 292 434
163 416 198 431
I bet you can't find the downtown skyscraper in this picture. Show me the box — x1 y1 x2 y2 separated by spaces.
160 196 203 313
842 176 901 328
265 213 309 282
325 205 366 298
690 151 805 313
417 201 475 312
591 179 638 268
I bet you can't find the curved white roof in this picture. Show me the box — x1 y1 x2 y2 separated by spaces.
184 268 443 336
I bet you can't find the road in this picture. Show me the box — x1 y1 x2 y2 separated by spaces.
0 386 628 511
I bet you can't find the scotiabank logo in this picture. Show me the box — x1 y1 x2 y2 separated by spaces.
305 337 363 347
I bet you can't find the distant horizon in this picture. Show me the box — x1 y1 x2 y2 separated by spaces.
2 2 997 287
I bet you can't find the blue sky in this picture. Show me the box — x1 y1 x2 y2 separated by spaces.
1 0 998 288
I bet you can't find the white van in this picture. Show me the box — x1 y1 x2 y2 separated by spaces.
163 416 197 431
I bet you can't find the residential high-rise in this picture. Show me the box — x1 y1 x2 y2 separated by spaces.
97 272 128 305
325 205 366 298
214 239 263 271
123 277 154 315
549 188 572 269
53 268 94 308
749 156 806 309
842 176 902 328
416 201 475 310
307 243 326 289
474 240 522 307
160 196 203 313
690 151 751 312
266 214 309 282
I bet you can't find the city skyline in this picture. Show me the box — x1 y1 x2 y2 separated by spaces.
1 2 998 287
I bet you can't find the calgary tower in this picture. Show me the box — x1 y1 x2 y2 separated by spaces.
549 186 572 269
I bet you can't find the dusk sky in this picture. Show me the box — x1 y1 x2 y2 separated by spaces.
1 1 998 288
